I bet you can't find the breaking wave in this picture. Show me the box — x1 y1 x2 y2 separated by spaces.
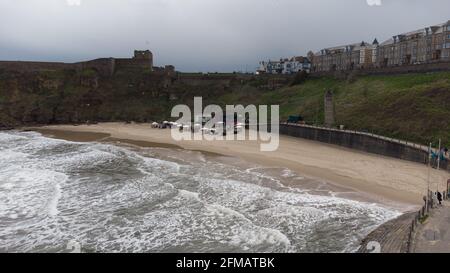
0 131 401 252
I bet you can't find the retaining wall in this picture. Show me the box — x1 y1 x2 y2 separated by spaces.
280 123 433 165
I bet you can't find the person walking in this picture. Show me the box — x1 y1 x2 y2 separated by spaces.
437 191 443 205
444 148 449 161
432 192 439 208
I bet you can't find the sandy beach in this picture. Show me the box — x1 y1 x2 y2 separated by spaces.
29 122 449 207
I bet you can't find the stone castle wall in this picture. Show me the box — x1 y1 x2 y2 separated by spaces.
79 58 116 77
0 59 117 77
0 51 154 77
0 61 79 73
115 58 151 71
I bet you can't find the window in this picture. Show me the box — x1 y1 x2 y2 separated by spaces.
447 25 450 31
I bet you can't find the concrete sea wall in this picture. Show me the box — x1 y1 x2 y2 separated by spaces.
280 123 446 168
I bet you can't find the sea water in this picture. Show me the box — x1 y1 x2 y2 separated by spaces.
0 131 401 253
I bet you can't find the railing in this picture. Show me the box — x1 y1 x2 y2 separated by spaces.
406 195 428 253
406 190 448 253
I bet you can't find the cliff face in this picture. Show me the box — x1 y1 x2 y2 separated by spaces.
0 68 277 128
1 67 449 147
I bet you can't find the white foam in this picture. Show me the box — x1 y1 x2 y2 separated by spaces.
0 150 29 161
0 131 28 142
0 131 402 252
178 189 200 201
0 182 15 190
49 148 117 171
48 183 62 217
195 176 401 249
206 203 253 224
0 167 68 218
229 227 292 252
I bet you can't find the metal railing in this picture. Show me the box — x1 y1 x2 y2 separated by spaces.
406 190 448 253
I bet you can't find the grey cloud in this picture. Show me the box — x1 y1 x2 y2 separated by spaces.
0 0 449 72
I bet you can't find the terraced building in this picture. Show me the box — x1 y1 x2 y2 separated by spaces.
311 20 450 72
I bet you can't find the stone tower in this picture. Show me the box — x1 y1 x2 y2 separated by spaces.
133 50 153 70
324 90 335 127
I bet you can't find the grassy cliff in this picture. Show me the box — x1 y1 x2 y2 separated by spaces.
212 72 450 147
0 68 449 147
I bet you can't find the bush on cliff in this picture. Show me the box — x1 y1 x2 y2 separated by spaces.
290 71 309 86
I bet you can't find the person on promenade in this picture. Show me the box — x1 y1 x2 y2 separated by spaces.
437 147 447 162
444 148 449 161
432 192 439 208
437 191 443 205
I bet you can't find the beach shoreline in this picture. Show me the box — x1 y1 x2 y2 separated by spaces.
25 122 449 210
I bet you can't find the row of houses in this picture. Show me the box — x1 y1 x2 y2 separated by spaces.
310 20 450 72
256 56 311 75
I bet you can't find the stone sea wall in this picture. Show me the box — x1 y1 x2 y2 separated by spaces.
279 123 445 168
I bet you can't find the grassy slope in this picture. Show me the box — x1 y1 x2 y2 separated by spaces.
0 68 449 147
216 72 450 147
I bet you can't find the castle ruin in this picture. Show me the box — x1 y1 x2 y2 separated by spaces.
0 50 171 77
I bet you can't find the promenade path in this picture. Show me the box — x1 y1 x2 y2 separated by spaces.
413 201 450 253
358 212 416 253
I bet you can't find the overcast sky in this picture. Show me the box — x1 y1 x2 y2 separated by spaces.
1 0 449 72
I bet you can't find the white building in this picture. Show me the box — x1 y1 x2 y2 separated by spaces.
283 56 311 74
257 57 311 74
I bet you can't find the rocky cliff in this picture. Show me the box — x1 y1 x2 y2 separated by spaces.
0 67 279 128
1 67 449 147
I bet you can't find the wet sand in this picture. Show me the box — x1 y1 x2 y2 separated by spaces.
28 122 450 207
32 128 110 143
